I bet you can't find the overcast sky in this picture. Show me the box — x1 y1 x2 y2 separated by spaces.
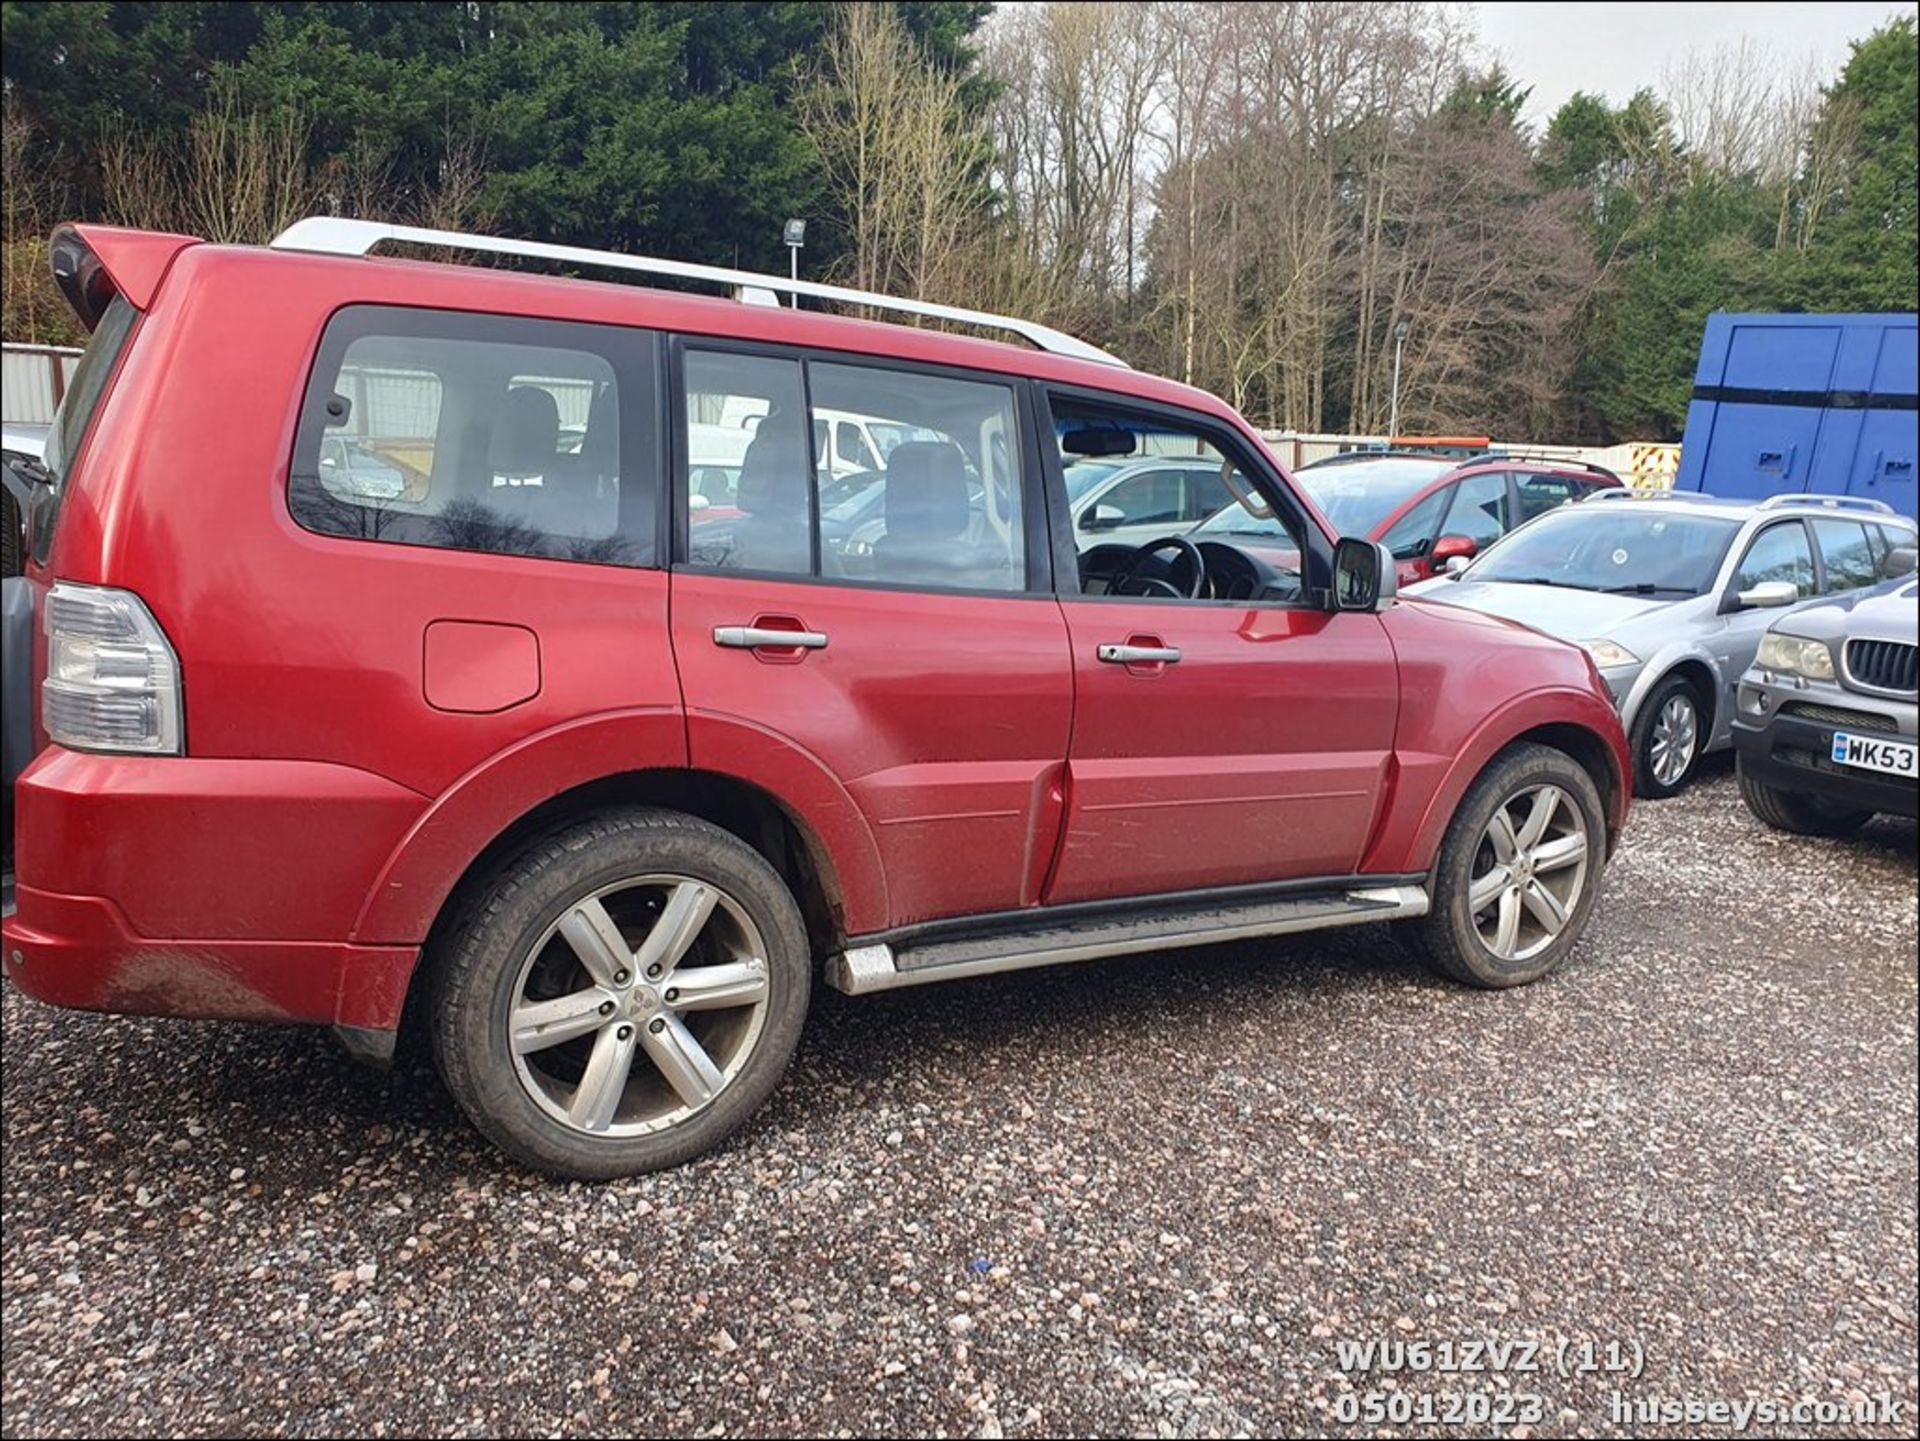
1473 1 1915 129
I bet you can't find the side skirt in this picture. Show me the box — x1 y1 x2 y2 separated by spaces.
826 883 1429 996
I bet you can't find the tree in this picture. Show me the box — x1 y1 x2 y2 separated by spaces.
1790 15 1918 311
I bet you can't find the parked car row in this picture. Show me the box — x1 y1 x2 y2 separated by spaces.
1402 491 1917 799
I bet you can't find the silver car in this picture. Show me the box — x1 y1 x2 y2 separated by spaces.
1064 455 1235 553
1406 492 1919 797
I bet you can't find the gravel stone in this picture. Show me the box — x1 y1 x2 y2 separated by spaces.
2 763 1914 1436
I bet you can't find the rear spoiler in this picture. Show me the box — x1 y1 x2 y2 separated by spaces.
48 223 200 331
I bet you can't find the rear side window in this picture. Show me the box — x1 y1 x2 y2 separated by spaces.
32 294 139 565
679 349 1029 593
1515 471 1581 521
291 307 657 567
1811 519 1879 592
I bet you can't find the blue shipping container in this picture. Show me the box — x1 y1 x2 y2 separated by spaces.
1672 312 1918 518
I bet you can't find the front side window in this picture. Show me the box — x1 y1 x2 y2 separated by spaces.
1380 488 1450 559
1812 519 1879 592
1183 467 1234 523
1094 469 1186 530
291 307 650 566
1735 522 1815 597
1441 472 1511 547
679 351 1027 593
1053 396 1307 603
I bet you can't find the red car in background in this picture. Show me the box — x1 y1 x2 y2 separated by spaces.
1192 451 1619 586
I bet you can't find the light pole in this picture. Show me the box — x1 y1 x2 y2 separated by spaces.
1387 320 1409 442
783 218 806 285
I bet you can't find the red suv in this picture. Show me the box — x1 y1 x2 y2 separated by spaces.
2 220 1630 1178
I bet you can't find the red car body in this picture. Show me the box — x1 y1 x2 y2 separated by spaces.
1210 454 1617 589
4 224 1630 1050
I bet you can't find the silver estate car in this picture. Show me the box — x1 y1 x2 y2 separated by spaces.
1406 492 1919 798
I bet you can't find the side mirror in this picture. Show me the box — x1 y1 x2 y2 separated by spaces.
1333 537 1397 613
1884 545 1917 578
1443 554 1472 576
688 493 712 513
1082 503 1125 532
1432 533 1478 567
1737 580 1799 609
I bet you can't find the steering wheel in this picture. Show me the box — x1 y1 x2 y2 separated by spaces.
1116 535 1208 600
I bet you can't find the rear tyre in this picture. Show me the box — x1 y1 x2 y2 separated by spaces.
1408 743 1608 989
428 808 810 1180
1737 759 1873 837
1630 675 1704 799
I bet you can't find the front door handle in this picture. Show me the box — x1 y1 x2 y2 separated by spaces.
1098 642 1182 665
714 625 829 651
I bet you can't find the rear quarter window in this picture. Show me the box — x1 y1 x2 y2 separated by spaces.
289 306 658 567
31 294 139 566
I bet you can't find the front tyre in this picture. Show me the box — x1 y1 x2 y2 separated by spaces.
1630 675 1704 799
1410 742 1608 989
428 809 810 1180
1737 758 1872 837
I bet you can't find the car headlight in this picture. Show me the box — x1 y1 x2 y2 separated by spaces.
1580 639 1640 669
1756 632 1836 680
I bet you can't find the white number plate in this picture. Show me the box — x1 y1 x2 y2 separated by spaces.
1830 732 1918 777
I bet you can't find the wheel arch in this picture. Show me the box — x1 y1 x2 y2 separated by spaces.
1377 685 1631 874
342 711 887 1035
1622 651 1722 741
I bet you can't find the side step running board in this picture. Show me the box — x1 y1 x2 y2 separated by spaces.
826 885 1429 996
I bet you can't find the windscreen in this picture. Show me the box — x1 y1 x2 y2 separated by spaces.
1472 507 1741 594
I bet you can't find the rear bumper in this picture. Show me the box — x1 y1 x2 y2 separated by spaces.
3 885 416 1027
4 747 428 1030
1731 713 1919 819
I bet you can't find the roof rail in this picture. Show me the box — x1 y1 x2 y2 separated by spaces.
270 217 1127 369
1587 486 1697 502
1755 492 1895 515
1299 448 1457 468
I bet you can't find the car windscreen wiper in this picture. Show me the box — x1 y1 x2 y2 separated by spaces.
1491 575 1594 589
1598 582 1695 595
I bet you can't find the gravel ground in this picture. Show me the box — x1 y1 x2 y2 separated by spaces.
4 758 1916 1439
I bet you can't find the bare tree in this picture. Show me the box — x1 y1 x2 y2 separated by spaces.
798 2 997 307
103 79 315 243
2 93 79 344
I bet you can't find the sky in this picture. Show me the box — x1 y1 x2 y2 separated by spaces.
1473 1 1915 129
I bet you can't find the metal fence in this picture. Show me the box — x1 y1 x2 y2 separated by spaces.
2 344 84 425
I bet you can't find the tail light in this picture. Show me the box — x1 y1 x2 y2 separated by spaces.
42 581 182 754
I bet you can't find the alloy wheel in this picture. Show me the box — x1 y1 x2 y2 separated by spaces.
507 875 771 1137
1649 693 1699 788
1467 784 1591 964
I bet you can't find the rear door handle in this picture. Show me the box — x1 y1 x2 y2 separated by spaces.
1098 643 1181 665
713 625 829 650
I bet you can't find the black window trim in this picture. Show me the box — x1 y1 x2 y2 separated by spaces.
288 302 663 570
665 332 1056 600
1034 381 1335 609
